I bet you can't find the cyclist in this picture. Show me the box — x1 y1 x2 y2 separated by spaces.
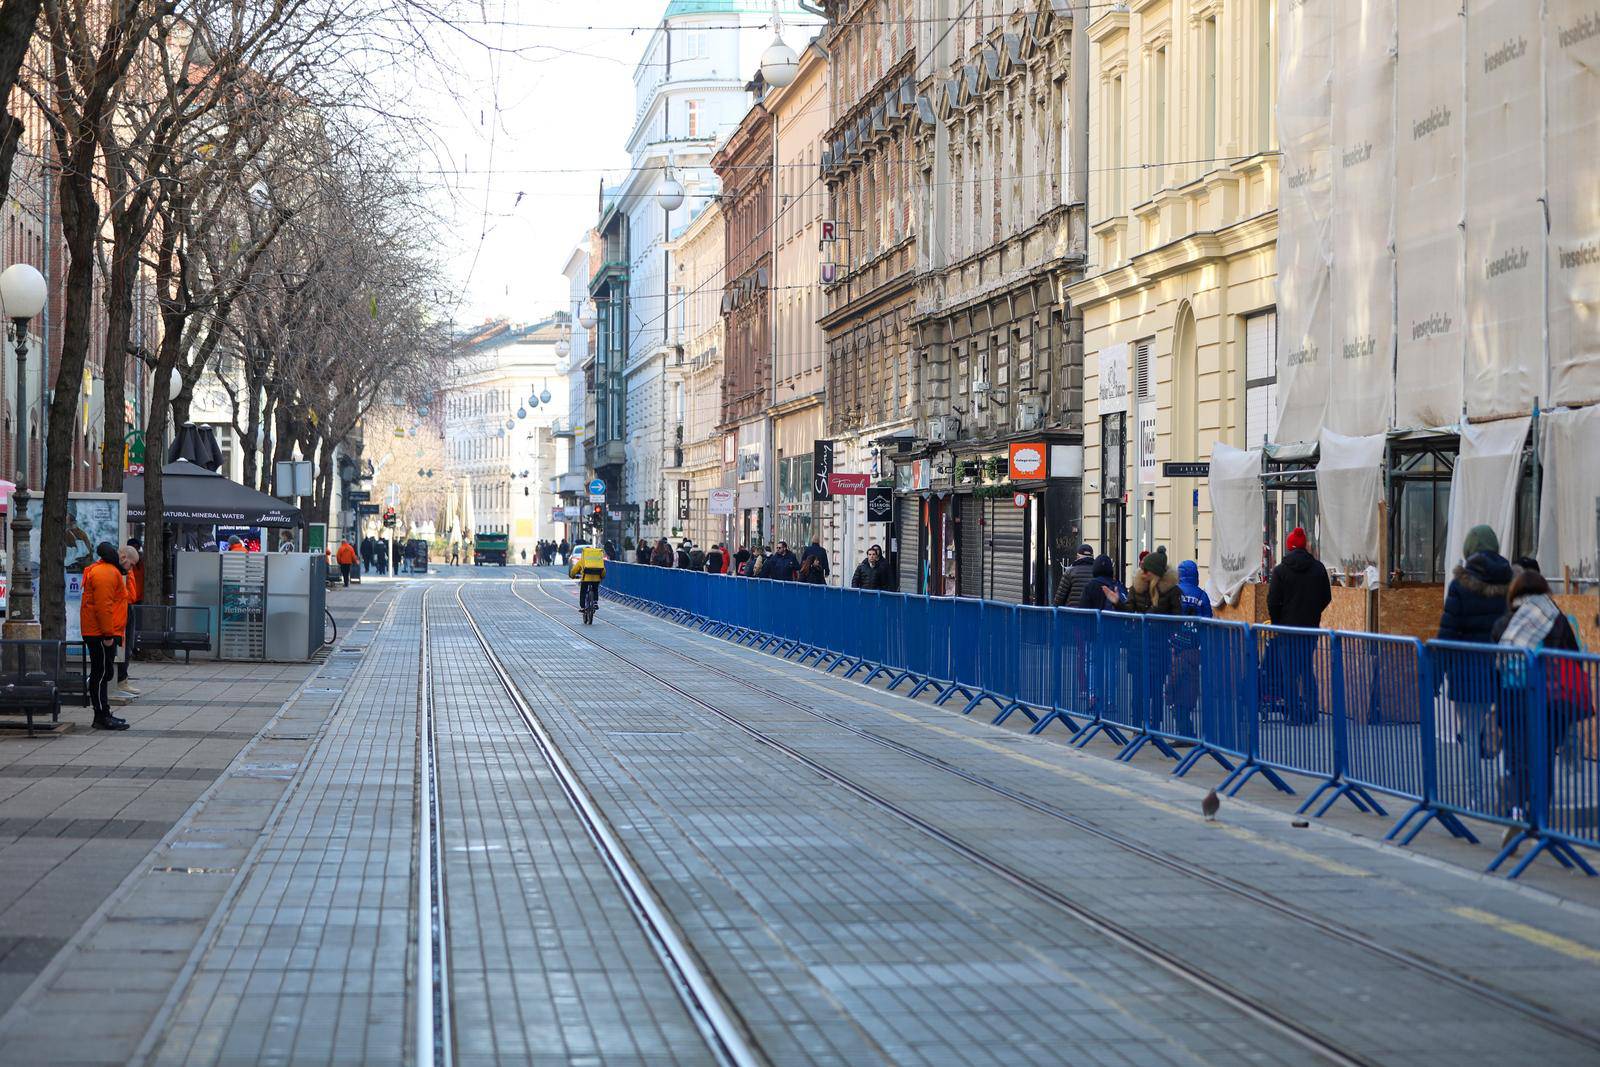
568 542 607 621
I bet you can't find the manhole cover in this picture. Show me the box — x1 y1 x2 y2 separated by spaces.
304 687 343 695
151 866 238 875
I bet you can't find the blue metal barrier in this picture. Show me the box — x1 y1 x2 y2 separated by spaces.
595 561 1595 879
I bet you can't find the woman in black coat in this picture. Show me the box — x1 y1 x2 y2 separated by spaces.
1437 525 1513 644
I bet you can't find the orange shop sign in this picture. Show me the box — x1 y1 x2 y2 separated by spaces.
1008 441 1046 480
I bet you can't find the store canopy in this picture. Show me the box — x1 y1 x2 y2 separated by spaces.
124 460 303 527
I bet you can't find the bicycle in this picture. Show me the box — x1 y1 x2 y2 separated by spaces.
324 607 338 646
579 581 599 625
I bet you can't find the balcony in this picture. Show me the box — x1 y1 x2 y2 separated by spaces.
550 418 576 439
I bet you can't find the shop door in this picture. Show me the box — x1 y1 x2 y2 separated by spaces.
896 496 922 593
957 494 983 598
987 497 1027 604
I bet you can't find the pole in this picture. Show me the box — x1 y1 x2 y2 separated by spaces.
5 317 38 633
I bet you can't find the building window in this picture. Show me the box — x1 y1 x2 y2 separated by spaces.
1203 16 1218 164
1258 0 1275 153
1108 74 1124 215
1245 309 1278 445
1151 47 1168 192
686 99 702 138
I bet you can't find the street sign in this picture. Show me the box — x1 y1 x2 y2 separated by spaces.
1162 461 1210 478
1008 441 1046 480
356 503 379 516
347 489 370 503
866 486 893 522
708 487 735 515
827 472 870 495
676 479 689 521
587 478 606 496
1013 492 1028 508
813 439 835 500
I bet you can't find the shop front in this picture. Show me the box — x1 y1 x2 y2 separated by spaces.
735 420 767 550
772 401 822 553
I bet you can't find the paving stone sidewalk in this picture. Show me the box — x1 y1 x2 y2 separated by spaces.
0 582 393 1066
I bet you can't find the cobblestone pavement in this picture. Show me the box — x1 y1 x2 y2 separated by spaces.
2 572 1597 1065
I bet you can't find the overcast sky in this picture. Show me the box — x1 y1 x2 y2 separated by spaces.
420 0 678 329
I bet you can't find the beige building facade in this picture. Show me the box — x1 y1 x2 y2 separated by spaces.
667 199 728 550
769 44 829 555
1067 0 1278 585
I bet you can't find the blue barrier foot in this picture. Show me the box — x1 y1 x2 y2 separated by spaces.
1298 779 1387 819
1171 746 1235 778
1115 731 1180 763
884 670 921 692
905 677 943 700
960 692 1003 717
1495 835 1598 880
933 682 976 707
1221 761 1296 797
990 702 1040 727
1390 805 1481 847
841 659 873 680
862 665 896 685
1070 721 1128 749
1027 709 1082 736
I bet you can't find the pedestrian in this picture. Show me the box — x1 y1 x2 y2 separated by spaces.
1176 559 1213 618
558 539 570 566
81 543 130 731
801 535 830 579
1080 555 1128 611
1129 547 1182 614
1053 543 1097 608
704 543 725 574
1265 527 1332 724
635 540 650 564
1438 526 1514 643
732 544 751 575
760 540 800 581
604 538 620 561
115 545 142 699
851 544 894 589
449 541 460 566
677 540 693 569
336 538 358 587
797 554 826 585
1496 569 1587 844
688 543 705 572
651 537 674 567
744 545 768 577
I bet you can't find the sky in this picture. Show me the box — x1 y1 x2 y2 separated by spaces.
417 0 694 330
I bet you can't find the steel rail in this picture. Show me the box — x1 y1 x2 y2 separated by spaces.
506 578 1376 1067
450 585 765 1067
416 588 453 1067
535 582 1600 1053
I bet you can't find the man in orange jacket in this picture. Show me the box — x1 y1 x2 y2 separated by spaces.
335 539 358 586
80 542 130 730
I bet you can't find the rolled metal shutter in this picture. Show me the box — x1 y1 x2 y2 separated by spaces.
896 496 920 592
957 494 983 598
988 497 1027 603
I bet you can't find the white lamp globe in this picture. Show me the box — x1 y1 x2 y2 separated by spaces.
0 263 47 320
539 388 552 404
760 36 799 88
656 175 684 212
517 406 527 419
555 338 571 357
578 301 597 330
169 368 183 395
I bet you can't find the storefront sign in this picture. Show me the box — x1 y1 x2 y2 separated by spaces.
1162 461 1210 479
1099 342 1130 415
1138 407 1158 482
813 439 834 499
708 488 735 515
866 486 893 522
827 473 870 495
1008 441 1046 480
737 440 762 482
676 479 689 520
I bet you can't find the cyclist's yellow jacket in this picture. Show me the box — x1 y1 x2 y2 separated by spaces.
569 546 606 583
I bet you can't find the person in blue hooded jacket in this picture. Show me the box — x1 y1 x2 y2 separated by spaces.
1176 559 1213 618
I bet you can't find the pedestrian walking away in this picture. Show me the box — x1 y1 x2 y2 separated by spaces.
1176 559 1213 618
1080 555 1128 611
558 538 570 566
81 543 130 730
1265 527 1332 724
1438 526 1514 643
336 539 358 587
570 542 607 623
851 544 894 590
1053 543 1096 607
801 535 830 579
1266 527 1332 628
797 554 826 584
1129 547 1182 615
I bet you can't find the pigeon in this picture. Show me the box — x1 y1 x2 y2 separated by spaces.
1201 788 1221 821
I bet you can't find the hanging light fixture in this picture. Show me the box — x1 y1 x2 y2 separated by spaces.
579 301 597 330
539 388 552 404
517 405 527 419
759 2 798 88
656 166 684 212
555 336 571 358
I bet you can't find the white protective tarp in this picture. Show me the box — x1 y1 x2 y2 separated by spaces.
1547 0 1600 407
1444 416 1531 573
1537 405 1600 590
1273 0 1334 443
1464 0 1545 419
1328 0 1396 437
1205 443 1264 602
1316 429 1387 577
1394 1 1465 429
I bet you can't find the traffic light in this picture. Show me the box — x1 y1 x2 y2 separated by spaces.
382 506 397 528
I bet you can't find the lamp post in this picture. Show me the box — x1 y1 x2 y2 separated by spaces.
2 263 48 633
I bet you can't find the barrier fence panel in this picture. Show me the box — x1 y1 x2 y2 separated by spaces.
1337 632 1428 814
1002 606 1055 727
939 599 985 703
1251 626 1338 804
1428 641 1534 837
898 595 934 686
1030 609 1096 736
869 593 913 682
1533 650 1599 870
1141 615 1207 746
1075 612 1142 749
964 603 1020 717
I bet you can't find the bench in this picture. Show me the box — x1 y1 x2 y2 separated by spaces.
0 639 65 736
61 640 91 708
129 605 213 662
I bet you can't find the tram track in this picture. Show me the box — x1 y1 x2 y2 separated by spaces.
416 588 453 1067
450 584 765 1067
500 579 1395 1067
521 580 1600 1053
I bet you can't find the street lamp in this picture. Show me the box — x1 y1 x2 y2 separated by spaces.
760 2 799 88
656 170 684 212
0 263 48 631
539 388 552 405
578 301 597 330
555 336 571 358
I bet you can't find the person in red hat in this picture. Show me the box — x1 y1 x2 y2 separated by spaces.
1265 526 1332 723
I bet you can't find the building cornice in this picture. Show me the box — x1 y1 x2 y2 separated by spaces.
1065 209 1278 307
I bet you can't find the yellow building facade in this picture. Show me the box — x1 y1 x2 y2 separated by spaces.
1065 0 1278 584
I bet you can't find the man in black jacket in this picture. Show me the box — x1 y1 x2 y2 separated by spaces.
758 540 800 581
1053 544 1096 608
1265 527 1332 723
851 544 894 589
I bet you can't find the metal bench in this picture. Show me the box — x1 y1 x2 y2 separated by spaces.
0 639 65 736
61 640 91 708
129 604 213 662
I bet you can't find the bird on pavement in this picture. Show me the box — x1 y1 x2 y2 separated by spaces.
1201 788 1220 821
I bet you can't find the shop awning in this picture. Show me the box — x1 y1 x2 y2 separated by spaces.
123 460 303 527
